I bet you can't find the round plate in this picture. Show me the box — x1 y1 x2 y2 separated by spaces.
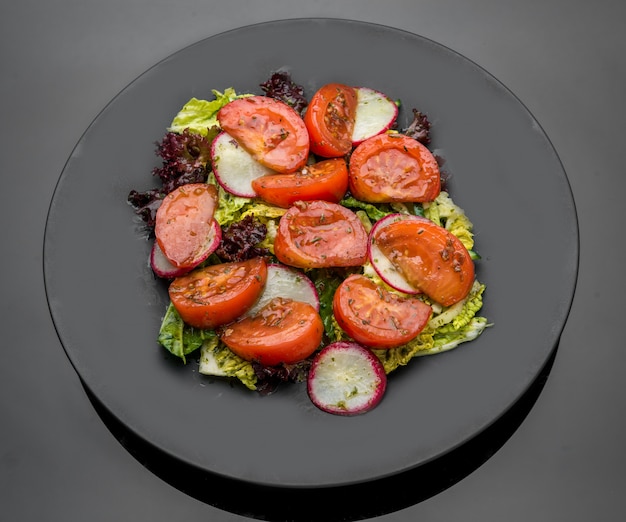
44 18 578 489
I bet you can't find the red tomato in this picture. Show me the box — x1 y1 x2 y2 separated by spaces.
168 257 267 330
251 158 349 208
375 216 474 306
155 183 218 268
304 83 358 158
333 274 432 349
273 200 368 268
348 133 441 203
220 297 324 366
217 96 309 173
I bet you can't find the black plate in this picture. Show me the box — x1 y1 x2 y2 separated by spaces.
44 18 578 489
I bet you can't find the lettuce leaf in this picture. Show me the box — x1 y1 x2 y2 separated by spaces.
340 196 425 223
157 303 217 363
168 88 251 135
199 337 258 390
209 173 286 230
423 191 475 251
372 281 489 374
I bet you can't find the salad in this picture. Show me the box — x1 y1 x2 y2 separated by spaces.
128 72 489 415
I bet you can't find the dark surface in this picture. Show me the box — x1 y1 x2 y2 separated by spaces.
2 1 625 521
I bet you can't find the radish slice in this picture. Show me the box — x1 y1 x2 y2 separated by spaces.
211 131 274 197
352 87 398 146
150 219 221 278
244 263 319 317
150 240 191 278
307 341 387 416
368 213 422 294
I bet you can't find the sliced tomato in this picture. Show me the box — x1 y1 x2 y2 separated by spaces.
273 200 368 268
168 257 267 330
333 274 432 349
155 183 219 268
217 96 309 173
304 83 358 158
373 215 474 306
348 133 441 203
251 158 349 208
220 297 324 366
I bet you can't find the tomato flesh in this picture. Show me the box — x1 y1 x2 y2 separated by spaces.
349 133 441 203
304 84 358 158
374 216 474 306
155 183 218 268
217 96 309 173
168 257 267 329
220 297 324 366
333 274 432 349
273 200 368 268
251 158 349 208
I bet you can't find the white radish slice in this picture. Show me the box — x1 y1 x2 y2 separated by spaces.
368 213 421 294
307 341 387 416
244 263 319 317
150 219 222 278
211 131 275 197
351 87 398 146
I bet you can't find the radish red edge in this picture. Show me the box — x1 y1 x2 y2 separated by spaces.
307 341 387 416
368 213 427 294
351 87 399 146
211 131 275 197
150 219 222 278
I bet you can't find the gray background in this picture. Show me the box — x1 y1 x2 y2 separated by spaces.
1 1 623 521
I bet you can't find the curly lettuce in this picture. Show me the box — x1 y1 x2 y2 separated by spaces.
168 88 251 135
199 336 258 390
372 281 489 373
423 191 475 252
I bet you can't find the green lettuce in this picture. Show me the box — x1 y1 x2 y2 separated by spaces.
423 191 475 251
198 337 258 390
209 173 286 227
168 88 251 135
157 303 217 363
372 281 489 374
340 196 425 223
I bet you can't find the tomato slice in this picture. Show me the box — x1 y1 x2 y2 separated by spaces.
168 257 268 330
374 215 474 306
251 158 349 208
155 183 219 268
304 83 358 158
217 96 309 173
348 133 441 203
273 200 368 268
333 274 432 349
220 297 324 366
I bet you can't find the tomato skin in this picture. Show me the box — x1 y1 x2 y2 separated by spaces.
304 84 358 158
348 133 441 203
217 96 310 173
273 200 368 268
220 297 324 366
168 257 267 330
155 183 219 268
251 158 349 208
374 216 474 306
333 274 432 349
